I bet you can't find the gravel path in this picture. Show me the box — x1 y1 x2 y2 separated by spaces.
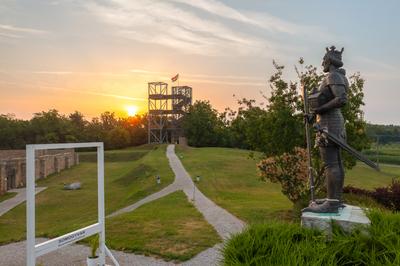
0 239 222 266
109 145 245 239
167 145 245 239
0 238 175 266
0 145 244 265
0 187 46 217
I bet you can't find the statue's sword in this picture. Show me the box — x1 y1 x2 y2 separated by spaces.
314 123 380 171
302 84 315 202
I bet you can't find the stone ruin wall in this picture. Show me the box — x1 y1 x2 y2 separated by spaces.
0 149 79 195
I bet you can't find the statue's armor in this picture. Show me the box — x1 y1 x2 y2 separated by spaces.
310 69 349 146
303 67 349 213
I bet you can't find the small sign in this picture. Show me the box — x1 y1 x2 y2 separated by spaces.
58 230 86 247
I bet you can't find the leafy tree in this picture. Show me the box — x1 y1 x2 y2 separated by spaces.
183 100 224 147
119 114 148 146
30 109 73 143
68 111 87 141
341 73 371 168
263 61 303 156
105 127 130 149
100 111 118 131
229 98 270 151
85 117 106 142
0 114 29 149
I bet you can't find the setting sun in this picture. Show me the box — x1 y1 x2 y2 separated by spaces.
126 105 139 116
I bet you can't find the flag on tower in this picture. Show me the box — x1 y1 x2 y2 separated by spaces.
171 73 179 82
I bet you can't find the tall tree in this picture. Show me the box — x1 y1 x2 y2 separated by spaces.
229 98 270 151
263 61 304 156
0 114 29 149
30 109 73 143
183 100 224 147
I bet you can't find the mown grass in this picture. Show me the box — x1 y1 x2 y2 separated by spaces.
106 191 220 261
0 145 175 244
222 210 400 266
79 148 148 162
364 143 400 165
0 192 17 203
176 146 399 224
346 163 400 189
175 146 292 224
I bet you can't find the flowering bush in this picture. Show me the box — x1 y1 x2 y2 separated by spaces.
257 147 310 203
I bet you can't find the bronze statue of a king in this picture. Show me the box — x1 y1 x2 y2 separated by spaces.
303 46 349 213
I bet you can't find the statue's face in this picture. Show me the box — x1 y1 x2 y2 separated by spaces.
322 55 330 73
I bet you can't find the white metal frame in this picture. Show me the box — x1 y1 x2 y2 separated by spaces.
26 142 119 266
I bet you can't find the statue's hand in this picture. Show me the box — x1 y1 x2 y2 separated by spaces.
316 131 329 147
304 113 315 124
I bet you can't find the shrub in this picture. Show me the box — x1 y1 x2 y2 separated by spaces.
344 179 400 211
257 147 309 203
222 210 400 266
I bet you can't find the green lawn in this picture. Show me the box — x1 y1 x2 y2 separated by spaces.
106 191 220 261
364 143 400 165
176 146 292 224
0 192 17 203
176 146 399 224
0 145 175 244
346 163 400 189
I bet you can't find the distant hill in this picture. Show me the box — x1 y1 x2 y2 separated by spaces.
366 123 400 143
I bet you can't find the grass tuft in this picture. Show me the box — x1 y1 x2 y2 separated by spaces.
222 209 400 266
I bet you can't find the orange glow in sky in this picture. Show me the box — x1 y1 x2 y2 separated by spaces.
1 1 399 124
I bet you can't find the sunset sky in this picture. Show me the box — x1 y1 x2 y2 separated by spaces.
0 0 399 124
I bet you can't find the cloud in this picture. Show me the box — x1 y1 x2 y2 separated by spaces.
85 0 324 57
0 80 146 102
0 31 21 39
31 70 128 77
353 56 400 81
129 68 266 86
168 0 312 35
0 24 48 39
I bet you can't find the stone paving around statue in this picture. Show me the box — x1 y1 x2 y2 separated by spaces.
301 204 370 234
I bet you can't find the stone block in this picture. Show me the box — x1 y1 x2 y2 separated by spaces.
301 204 370 234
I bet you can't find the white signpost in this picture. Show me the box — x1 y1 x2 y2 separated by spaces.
26 142 119 266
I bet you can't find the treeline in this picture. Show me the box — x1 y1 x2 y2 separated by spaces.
0 110 147 149
366 124 400 144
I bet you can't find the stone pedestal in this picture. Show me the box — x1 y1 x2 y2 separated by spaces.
301 204 370 233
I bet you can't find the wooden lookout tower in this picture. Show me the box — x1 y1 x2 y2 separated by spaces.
147 82 192 144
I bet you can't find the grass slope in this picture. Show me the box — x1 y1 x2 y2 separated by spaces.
176 146 400 224
0 145 175 244
106 191 220 261
175 146 292 224
346 163 400 189
364 143 400 165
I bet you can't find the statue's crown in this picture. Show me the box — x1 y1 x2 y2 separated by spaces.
324 46 344 67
